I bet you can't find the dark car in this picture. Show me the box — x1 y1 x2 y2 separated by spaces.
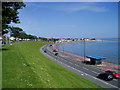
97 73 113 81
49 45 52 46
55 53 58 56
44 50 47 53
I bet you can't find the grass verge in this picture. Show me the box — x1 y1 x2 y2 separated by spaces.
0 48 2 89
2 41 102 88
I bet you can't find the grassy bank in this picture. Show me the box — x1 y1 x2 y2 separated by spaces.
2 41 102 88
0 49 2 89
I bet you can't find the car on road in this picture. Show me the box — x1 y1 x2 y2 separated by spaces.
44 50 47 53
53 50 58 52
97 73 113 81
105 70 120 79
49 44 52 47
55 53 58 56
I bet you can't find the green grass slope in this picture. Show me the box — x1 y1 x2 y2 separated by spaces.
2 41 102 88
0 49 2 89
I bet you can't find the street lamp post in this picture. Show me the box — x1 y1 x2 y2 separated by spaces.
63 43 64 53
84 39 86 62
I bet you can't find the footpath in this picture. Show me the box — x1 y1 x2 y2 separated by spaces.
51 43 120 72
42 43 119 88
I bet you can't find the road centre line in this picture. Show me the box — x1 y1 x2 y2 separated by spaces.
83 67 89 70
57 59 119 88
50 55 119 88
41 45 119 89
45 46 118 83
113 79 118 81
91 71 99 74
75 64 79 67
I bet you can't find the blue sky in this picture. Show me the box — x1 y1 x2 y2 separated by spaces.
13 2 118 38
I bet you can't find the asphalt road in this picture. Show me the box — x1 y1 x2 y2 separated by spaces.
40 43 119 89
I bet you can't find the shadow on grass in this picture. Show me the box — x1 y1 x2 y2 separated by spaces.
0 49 9 51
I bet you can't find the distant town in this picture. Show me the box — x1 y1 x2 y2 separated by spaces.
55 38 102 43
0 35 102 45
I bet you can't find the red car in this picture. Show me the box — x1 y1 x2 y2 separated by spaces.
105 70 120 79
53 50 58 52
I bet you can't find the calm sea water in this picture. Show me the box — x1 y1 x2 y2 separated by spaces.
57 38 119 64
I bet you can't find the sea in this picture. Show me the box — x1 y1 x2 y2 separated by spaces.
57 38 119 64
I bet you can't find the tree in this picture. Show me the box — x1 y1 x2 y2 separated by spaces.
39 37 48 41
10 27 23 40
2 2 26 35
18 32 27 39
26 34 37 39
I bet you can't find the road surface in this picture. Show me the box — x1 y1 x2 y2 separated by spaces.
40 43 119 89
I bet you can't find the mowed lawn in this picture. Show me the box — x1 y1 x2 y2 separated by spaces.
2 41 102 88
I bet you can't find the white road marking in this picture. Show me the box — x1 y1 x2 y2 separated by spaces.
61 62 119 88
81 74 84 76
53 58 119 88
113 79 118 81
91 71 99 74
69 62 73 65
83 67 89 70
75 64 79 67
40 46 119 89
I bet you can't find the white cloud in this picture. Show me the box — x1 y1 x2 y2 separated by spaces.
33 2 109 13
25 2 110 13
57 3 109 13
88 6 109 12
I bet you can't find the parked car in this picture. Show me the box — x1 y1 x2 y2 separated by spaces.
97 73 113 81
105 70 120 79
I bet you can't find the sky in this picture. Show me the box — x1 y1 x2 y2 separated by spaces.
13 2 118 38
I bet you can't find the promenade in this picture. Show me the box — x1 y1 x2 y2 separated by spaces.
41 43 119 88
52 42 120 72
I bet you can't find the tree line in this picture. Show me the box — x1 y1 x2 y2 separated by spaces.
2 2 25 35
1 1 59 42
1 1 47 41
9 27 38 40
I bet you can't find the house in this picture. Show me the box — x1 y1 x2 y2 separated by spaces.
0 36 2 40
10 37 15 40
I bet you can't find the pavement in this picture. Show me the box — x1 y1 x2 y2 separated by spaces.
40 43 120 89
0 41 2 46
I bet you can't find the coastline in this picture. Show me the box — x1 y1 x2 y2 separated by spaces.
41 42 119 88
52 42 119 71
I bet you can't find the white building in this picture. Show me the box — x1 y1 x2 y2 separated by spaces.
0 36 2 40
10 37 15 40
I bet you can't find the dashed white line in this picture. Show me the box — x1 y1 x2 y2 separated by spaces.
69 62 73 65
113 79 118 81
60 61 119 88
91 71 99 74
83 67 89 70
81 74 84 76
49 55 118 88
75 64 79 67
55 59 118 88
40 46 119 89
